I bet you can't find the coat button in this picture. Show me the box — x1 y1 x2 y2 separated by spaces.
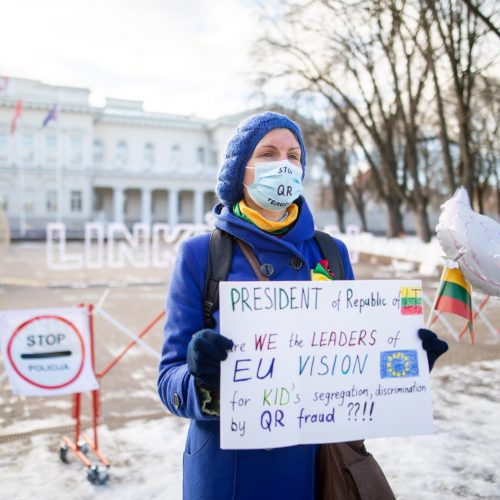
260 263 274 277
291 257 303 270
172 393 181 409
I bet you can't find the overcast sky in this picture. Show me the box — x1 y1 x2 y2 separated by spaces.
0 0 262 119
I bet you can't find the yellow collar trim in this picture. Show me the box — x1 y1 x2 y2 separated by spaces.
239 200 299 232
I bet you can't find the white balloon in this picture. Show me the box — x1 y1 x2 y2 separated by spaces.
436 187 500 296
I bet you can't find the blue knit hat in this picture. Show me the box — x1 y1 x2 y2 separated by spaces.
216 111 307 206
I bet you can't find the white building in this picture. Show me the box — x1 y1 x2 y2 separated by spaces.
1 77 300 238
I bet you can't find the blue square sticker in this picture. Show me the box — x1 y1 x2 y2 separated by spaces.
380 350 419 378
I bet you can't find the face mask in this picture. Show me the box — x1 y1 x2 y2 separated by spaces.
244 160 304 212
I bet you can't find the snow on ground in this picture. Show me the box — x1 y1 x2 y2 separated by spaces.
366 359 500 500
1 236 498 498
1 360 498 500
0 413 188 500
337 232 443 276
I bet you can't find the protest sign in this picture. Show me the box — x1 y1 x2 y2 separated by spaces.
0 307 99 396
219 280 433 450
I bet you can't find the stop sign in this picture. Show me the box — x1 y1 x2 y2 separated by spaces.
0 307 99 396
7 315 85 389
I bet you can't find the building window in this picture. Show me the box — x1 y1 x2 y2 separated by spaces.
0 193 8 212
22 133 34 164
70 190 82 212
197 146 206 165
144 143 155 166
70 135 83 166
171 144 181 167
93 139 104 164
0 132 8 162
115 141 128 166
211 150 218 167
94 191 105 211
46 190 57 213
45 134 58 164
24 191 34 213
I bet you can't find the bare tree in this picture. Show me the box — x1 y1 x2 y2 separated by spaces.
424 0 490 203
253 0 498 237
309 112 352 232
460 0 500 38
348 168 376 232
471 75 500 212
302 106 375 232
419 7 458 193
254 0 438 240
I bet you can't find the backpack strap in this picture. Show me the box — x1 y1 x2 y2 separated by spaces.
314 230 345 280
203 228 233 328
235 239 270 282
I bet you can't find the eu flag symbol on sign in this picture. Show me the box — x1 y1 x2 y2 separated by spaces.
380 350 419 378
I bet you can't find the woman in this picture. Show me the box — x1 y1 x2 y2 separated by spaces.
157 111 447 500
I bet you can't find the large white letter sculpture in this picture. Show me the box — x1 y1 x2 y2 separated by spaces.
46 222 212 270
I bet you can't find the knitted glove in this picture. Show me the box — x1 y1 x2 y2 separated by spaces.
418 328 449 372
187 329 234 390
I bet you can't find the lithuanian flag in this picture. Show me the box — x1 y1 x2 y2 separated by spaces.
435 267 473 337
400 286 423 315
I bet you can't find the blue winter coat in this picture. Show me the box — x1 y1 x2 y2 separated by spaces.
158 197 354 500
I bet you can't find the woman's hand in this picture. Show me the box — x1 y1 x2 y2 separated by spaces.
418 328 449 372
187 329 234 390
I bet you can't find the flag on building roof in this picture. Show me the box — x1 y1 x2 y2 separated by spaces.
42 103 58 127
435 267 474 341
10 99 22 135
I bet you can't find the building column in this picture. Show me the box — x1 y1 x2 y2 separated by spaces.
194 190 204 225
11 133 25 236
7 130 13 166
113 187 124 224
141 187 152 226
168 188 179 226
88 185 94 220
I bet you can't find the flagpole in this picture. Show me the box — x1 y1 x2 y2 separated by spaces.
18 138 26 238
55 103 63 225
422 292 459 341
425 263 448 329
460 294 495 339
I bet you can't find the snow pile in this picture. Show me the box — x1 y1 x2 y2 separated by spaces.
1 360 498 499
329 231 444 276
0 413 188 500
366 359 500 499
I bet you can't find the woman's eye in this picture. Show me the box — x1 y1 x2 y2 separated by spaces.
289 153 299 160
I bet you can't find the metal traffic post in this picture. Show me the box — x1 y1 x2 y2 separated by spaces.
59 301 165 485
